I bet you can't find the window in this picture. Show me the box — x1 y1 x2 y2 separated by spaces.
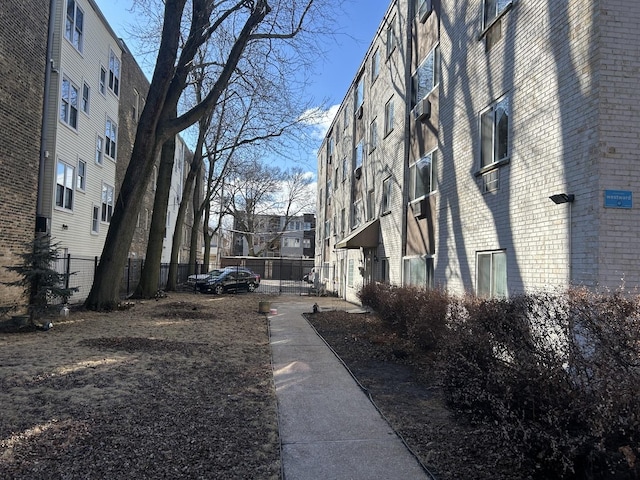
334 166 339 186
480 96 510 168
484 0 511 28
335 122 340 143
416 0 432 20
96 136 103 165
284 237 301 248
101 183 114 223
324 220 330 239
82 82 90 114
108 50 120 96
343 103 349 129
384 98 394 135
355 75 365 110
77 159 86 190
477 250 507 297
303 238 311 249
91 205 100 234
371 48 380 80
410 149 437 201
60 77 78 129
412 45 440 107
326 179 332 204
99 67 106 95
327 136 334 163
133 89 140 121
382 177 392 213
105 117 117 160
65 0 83 52
352 201 362 228
380 258 390 284
366 189 375 221
56 161 74 210
348 259 355 287
403 256 434 288
342 157 348 181
355 140 364 168
386 17 396 57
369 119 378 152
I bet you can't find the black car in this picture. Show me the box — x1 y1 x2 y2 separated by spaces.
200 269 260 294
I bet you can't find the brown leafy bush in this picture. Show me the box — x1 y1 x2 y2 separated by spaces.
358 283 450 350
440 289 640 479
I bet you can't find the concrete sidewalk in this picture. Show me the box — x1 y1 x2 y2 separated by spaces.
269 298 433 480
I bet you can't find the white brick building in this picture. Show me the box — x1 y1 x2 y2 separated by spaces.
317 0 640 302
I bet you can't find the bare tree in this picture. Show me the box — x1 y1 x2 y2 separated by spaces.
85 0 327 309
225 161 313 257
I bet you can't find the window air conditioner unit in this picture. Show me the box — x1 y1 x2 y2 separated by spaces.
419 0 432 23
356 104 363 119
413 98 431 121
412 198 427 219
354 166 362 180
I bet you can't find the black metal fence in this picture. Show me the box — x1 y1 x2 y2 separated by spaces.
52 255 323 304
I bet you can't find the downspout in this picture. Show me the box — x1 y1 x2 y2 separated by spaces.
37 0 57 233
400 0 414 282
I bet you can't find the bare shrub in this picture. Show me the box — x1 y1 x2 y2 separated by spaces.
440 288 640 479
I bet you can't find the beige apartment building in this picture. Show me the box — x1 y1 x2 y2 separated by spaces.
316 0 640 303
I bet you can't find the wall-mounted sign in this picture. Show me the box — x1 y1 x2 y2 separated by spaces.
604 190 632 209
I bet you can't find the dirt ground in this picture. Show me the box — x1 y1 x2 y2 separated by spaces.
1 292 525 480
0 293 281 479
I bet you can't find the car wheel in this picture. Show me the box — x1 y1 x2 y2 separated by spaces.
214 284 224 295
247 282 256 292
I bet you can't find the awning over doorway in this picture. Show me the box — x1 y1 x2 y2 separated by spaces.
335 219 380 249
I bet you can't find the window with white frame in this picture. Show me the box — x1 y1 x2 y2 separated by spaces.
99 67 106 95
60 77 78 129
355 140 364 169
65 0 83 52
410 149 437 201
369 119 378 152
82 82 90 114
386 16 396 57
355 75 365 110
101 183 114 223
483 0 512 28
480 96 510 169
382 177 392 213
415 0 431 20
477 250 507 297
352 200 362 228
412 44 440 107
403 256 434 288
56 161 74 210
371 48 380 80
96 136 103 165
384 98 394 135
105 117 117 160
91 205 100 233
303 238 311 249
366 189 375 221
284 237 301 248
108 50 121 96
77 159 86 191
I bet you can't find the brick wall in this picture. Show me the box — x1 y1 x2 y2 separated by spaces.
0 0 48 308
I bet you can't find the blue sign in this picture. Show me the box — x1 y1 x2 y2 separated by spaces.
604 190 632 209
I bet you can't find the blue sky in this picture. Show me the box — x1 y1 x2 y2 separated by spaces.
94 0 390 171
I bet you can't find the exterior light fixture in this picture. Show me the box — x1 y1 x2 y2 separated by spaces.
549 193 574 204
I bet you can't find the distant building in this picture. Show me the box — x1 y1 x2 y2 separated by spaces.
232 214 316 258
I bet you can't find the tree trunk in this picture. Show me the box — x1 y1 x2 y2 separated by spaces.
135 136 176 297
188 169 203 274
167 152 203 290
